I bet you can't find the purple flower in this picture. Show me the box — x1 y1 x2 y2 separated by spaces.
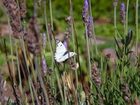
82 0 89 23
82 0 95 38
87 16 94 38
41 56 47 74
63 40 68 49
120 3 126 24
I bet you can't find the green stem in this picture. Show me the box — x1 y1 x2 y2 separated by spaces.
9 23 16 84
69 1 78 104
49 0 54 30
54 66 65 103
89 0 98 56
135 0 139 55
35 57 50 105
43 0 54 69
73 22 82 71
31 81 40 104
114 5 117 37
125 0 130 35
69 0 76 57
85 25 92 81
20 38 35 105
15 43 23 96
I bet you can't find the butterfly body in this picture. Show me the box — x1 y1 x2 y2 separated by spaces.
54 41 76 63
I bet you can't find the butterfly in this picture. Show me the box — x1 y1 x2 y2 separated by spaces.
54 40 76 63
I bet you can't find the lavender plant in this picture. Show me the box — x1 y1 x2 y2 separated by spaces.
0 0 140 105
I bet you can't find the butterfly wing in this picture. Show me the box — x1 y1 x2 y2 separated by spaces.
55 40 76 62
55 41 67 57
55 52 76 62
55 41 67 61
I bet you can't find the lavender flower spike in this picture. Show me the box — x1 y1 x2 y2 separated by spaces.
82 0 89 23
120 3 126 24
87 16 94 38
41 56 47 74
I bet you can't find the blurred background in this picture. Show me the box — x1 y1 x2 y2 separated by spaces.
0 0 139 36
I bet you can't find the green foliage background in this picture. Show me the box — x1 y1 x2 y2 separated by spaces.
0 0 140 38
24 0 140 38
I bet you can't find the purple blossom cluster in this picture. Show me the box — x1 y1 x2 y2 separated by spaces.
120 3 126 24
82 0 89 23
87 16 94 38
82 0 94 38
41 56 47 74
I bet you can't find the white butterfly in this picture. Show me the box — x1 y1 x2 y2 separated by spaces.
54 40 76 63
